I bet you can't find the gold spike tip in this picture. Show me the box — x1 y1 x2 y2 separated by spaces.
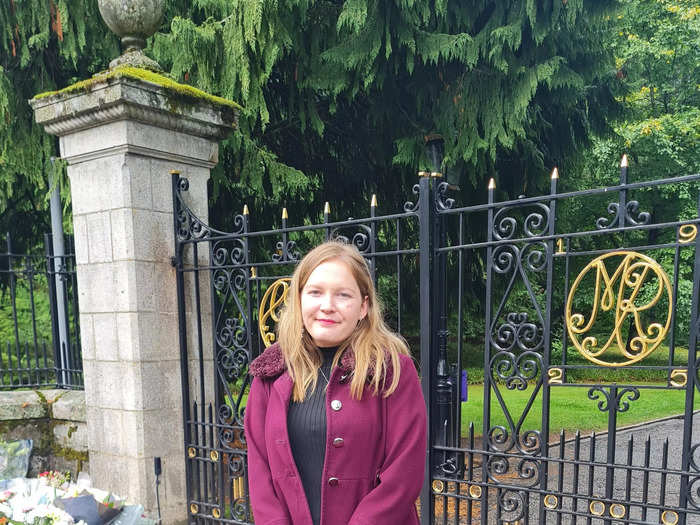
371 194 377 207
324 202 330 215
169 169 181 175
551 167 559 180
418 170 429 177
488 178 496 190
243 204 249 215
621 154 629 168
282 208 289 219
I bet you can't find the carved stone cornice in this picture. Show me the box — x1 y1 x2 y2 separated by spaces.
30 75 236 140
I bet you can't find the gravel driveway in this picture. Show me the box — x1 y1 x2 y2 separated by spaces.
528 412 700 524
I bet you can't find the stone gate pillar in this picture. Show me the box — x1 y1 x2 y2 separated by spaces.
30 71 236 523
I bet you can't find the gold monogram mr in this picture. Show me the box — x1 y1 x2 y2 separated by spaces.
565 251 672 366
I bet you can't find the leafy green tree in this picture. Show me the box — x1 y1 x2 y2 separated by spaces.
560 0 699 353
568 0 699 247
576 0 699 183
615 0 698 116
613 0 699 180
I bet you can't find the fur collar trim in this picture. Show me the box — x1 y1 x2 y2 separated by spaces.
249 343 288 378
249 342 389 379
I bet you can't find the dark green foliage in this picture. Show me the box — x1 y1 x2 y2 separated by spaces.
559 0 700 359
0 0 119 252
0 280 52 347
5 0 684 370
1 0 620 243
149 0 620 228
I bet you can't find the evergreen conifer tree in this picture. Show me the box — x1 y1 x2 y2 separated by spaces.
153 0 619 225
1 0 619 242
0 0 118 248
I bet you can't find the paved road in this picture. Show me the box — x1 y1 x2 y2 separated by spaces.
528 412 700 524
436 413 700 524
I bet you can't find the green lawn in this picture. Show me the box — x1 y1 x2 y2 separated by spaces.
461 383 698 436
460 343 691 385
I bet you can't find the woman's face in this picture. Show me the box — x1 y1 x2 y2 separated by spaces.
301 258 368 348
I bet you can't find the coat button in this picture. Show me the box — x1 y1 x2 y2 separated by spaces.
332 437 344 448
331 399 342 411
328 477 339 487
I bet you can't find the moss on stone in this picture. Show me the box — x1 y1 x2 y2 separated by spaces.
1 391 87 477
33 65 242 112
51 442 88 463
0 418 38 435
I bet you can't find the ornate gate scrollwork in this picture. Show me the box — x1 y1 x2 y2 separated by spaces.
258 278 291 347
565 251 673 366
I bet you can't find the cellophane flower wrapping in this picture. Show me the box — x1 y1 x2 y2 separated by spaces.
0 473 155 525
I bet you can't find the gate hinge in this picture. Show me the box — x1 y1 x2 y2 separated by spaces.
170 256 177 267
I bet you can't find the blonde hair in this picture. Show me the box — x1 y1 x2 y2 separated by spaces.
277 241 410 401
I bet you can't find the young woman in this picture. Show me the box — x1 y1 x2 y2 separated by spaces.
244 241 427 525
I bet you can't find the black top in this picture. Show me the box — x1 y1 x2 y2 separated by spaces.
287 347 338 525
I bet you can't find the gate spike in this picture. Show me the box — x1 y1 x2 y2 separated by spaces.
324 202 330 215
282 207 288 219
371 194 377 208
621 154 628 167
488 178 496 190
551 167 559 180
243 204 249 215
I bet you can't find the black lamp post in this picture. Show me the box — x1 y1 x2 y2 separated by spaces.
425 134 444 175
425 134 459 188
424 135 459 473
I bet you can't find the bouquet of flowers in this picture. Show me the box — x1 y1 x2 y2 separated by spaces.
38 472 71 490
0 504 78 525
0 474 155 525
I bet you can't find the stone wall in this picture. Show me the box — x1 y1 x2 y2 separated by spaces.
0 390 88 477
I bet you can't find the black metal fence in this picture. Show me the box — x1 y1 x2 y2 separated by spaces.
172 162 700 524
428 166 700 525
0 233 82 389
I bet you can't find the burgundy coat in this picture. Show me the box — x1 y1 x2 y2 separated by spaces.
244 343 427 525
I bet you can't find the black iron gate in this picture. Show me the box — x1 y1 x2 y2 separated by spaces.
172 161 700 524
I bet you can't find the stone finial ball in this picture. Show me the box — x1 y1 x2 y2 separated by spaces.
98 0 165 51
